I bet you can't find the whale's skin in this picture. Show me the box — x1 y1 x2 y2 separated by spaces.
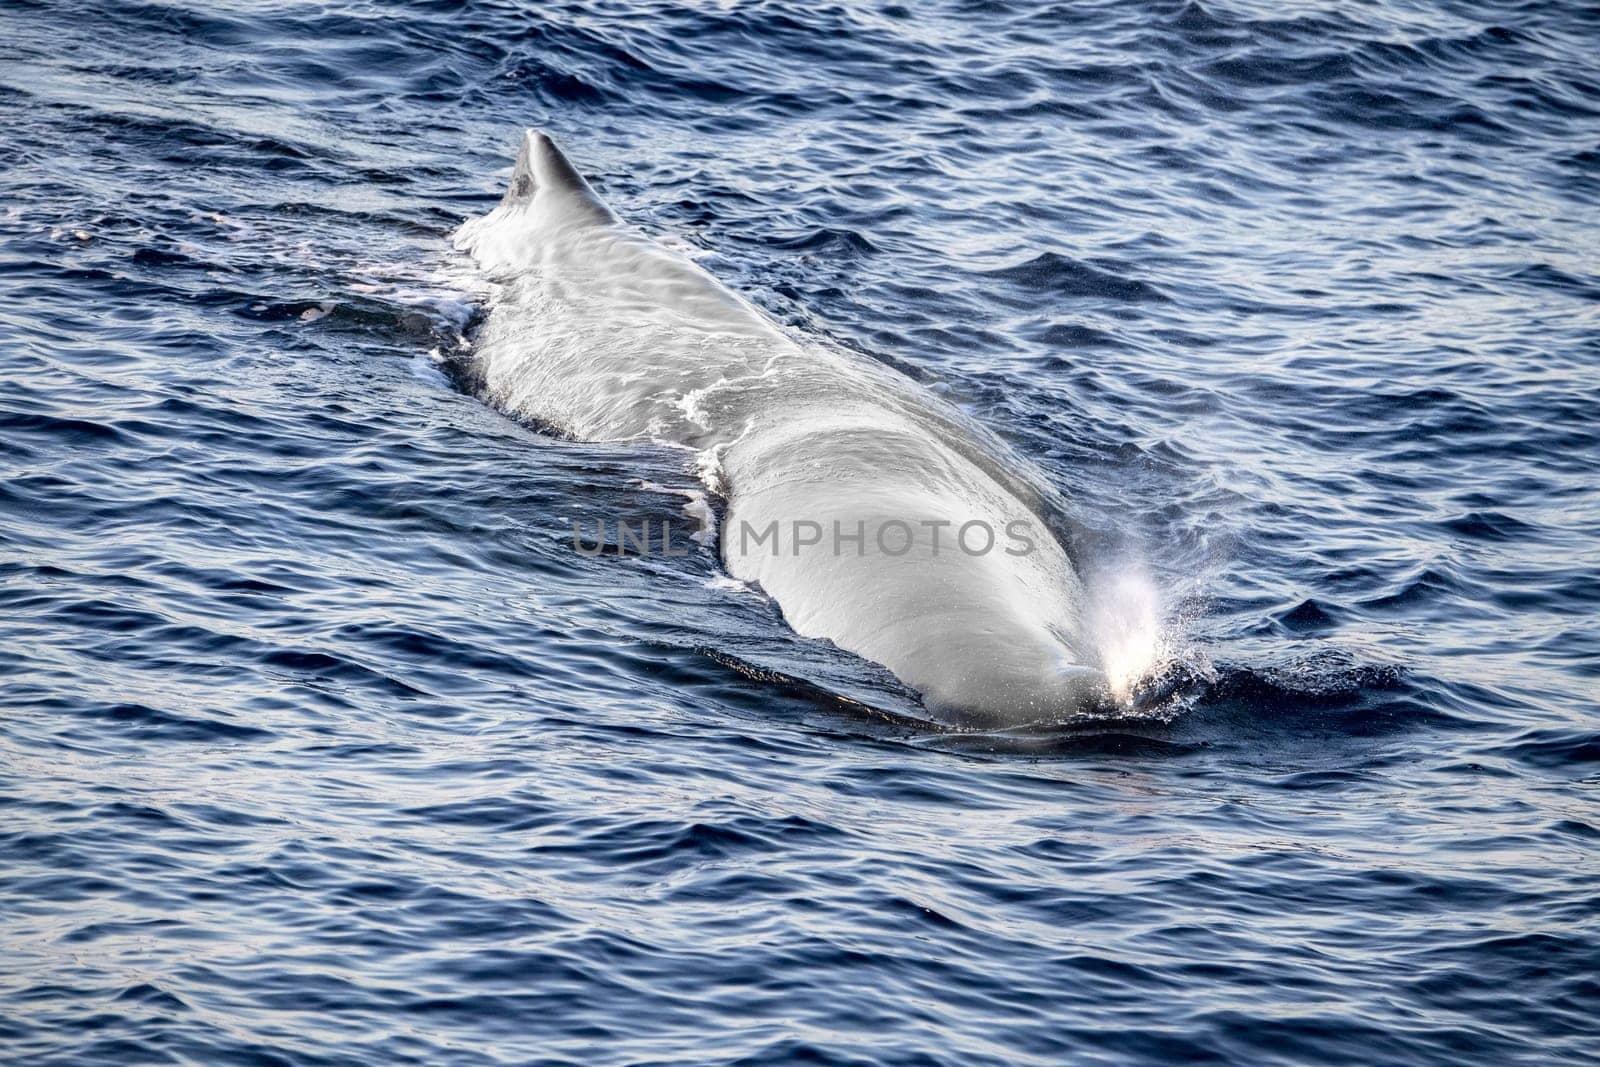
455 131 1110 725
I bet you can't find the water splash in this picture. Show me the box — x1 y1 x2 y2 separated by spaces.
1085 561 1172 707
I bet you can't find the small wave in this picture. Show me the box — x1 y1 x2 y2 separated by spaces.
979 251 1168 304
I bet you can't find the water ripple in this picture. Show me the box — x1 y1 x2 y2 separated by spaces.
1 0 1596 1063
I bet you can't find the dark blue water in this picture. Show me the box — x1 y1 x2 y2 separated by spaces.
3 0 1597 1063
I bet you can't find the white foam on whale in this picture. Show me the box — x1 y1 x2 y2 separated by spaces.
454 130 1165 725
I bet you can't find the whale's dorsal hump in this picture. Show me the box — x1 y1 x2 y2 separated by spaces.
503 129 617 226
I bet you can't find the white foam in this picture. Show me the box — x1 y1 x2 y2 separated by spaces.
1084 563 1167 707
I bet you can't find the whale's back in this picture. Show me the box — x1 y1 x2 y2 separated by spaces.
455 132 790 442
455 131 1154 724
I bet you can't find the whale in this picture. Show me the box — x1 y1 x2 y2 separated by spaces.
455 130 1155 726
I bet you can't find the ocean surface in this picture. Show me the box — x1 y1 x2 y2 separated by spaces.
2 0 1597 1063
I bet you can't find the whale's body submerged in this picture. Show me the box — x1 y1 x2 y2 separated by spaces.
457 131 1135 725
